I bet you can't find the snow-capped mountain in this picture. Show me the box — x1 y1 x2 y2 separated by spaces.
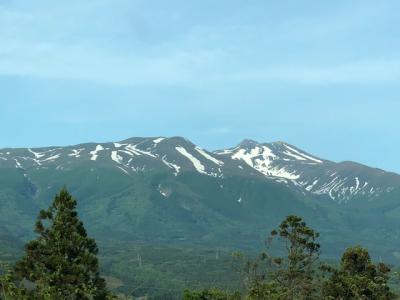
0 136 399 203
2 136 400 263
216 139 400 202
0 137 225 177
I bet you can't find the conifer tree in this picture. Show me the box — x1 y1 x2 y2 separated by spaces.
0 266 27 300
182 288 241 300
246 215 321 300
323 246 395 299
13 187 112 299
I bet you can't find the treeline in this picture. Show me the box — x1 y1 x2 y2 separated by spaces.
0 188 398 299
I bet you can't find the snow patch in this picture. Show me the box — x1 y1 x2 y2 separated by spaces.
161 156 181 175
125 144 156 158
305 180 319 191
14 159 22 168
283 144 322 163
119 149 141 157
355 177 360 190
68 148 84 157
153 138 165 144
28 148 45 159
41 154 61 162
111 151 123 164
175 146 207 174
195 147 224 166
283 151 306 161
232 146 299 180
90 145 104 161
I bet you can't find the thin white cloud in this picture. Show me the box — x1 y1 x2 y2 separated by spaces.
0 38 224 86
1 1 400 87
0 3 224 86
2 31 399 87
233 59 400 85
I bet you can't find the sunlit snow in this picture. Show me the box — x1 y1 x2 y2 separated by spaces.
111 151 123 164
175 146 207 174
153 138 165 144
283 144 322 163
90 145 104 161
195 147 224 166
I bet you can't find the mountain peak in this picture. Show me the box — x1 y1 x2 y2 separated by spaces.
238 139 260 147
271 140 287 145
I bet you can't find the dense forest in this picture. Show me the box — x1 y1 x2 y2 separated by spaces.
1 188 399 299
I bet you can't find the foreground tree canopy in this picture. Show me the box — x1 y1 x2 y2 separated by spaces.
245 215 321 299
187 215 397 300
322 246 395 299
1 187 113 300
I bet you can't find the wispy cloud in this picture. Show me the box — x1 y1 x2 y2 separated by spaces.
1 0 400 87
232 59 400 85
0 41 223 86
0 2 225 87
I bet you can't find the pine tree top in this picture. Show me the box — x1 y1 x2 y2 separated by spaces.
14 187 111 299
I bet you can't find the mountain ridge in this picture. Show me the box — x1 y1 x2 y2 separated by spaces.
0 136 399 203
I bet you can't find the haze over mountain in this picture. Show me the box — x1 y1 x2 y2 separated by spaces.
1 136 400 262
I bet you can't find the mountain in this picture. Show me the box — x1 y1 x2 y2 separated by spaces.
1 136 398 202
1 136 400 261
216 139 400 203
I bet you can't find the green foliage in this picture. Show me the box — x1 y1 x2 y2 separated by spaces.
0 268 27 300
323 246 396 299
182 288 241 300
12 187 113 299
244 215 321 300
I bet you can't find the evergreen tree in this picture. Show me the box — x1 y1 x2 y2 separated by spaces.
323 246 395 300
246 215 321 300
0 267 26 300
182 288 241 300
13 187 112 299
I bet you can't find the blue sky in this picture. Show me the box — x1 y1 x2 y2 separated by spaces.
1 0 399 172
